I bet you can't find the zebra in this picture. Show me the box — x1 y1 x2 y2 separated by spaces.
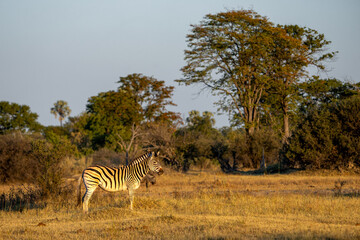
77 151 163 213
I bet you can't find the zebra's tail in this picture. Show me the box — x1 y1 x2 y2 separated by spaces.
77 174 83 207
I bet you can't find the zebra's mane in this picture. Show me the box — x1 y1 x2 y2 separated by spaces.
129 152 153 166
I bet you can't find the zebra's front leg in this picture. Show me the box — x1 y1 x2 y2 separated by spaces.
128 188 135 210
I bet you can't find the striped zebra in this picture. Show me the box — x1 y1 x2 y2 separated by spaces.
77 151 163 213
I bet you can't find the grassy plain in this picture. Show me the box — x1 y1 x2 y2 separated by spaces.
1 169 360 239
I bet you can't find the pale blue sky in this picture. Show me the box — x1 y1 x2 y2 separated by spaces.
1 0 359 127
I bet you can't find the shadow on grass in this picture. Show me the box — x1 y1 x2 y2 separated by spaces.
230 163 303 176
184 164 304 176
0 186 45 212
0 184 78 212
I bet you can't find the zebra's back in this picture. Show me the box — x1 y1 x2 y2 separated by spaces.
82 165 128 192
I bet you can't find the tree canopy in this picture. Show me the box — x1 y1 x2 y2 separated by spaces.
83 73 180 150
117 73 179 123
0 101 42 134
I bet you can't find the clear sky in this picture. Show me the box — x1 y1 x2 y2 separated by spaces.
1 0 359 127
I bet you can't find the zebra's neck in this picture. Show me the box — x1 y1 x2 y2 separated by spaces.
128 158 150 180
130 152 153 165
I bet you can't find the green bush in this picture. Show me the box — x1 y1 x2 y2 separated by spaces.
285 96 360 169
0 132 39 183
33 132 77 198
0 131 78 199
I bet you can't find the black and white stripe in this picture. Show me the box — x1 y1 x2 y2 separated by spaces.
78 151 163 213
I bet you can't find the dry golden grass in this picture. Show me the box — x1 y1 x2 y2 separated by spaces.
1 169 360 239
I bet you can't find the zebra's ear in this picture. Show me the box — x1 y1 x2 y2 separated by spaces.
155 151 160 157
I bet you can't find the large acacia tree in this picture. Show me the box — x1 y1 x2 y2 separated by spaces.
178 10 334 139
179 10 276 136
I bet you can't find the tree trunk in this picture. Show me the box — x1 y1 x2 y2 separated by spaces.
282 99 290 144
232 151 239 171
283 113 290 144
244 105 256 137
125 151 129 165
247 126 255 137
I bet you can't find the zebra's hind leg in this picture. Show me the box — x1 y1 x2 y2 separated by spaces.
128 188 135 210
82 185 97 213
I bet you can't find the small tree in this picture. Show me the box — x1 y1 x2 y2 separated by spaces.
32 132 77 198
0 101 42 134
175 111 219 171
139 121 180 170
85 74 180 152
51 100 71 127
115 124 141 165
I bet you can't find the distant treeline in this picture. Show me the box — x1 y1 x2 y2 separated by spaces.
1 76 359 179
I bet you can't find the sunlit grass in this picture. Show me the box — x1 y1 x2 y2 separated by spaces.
1 169 359 239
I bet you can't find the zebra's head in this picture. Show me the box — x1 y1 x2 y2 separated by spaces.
148 151 164 175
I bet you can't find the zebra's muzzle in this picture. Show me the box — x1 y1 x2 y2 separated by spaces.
158 168 164 175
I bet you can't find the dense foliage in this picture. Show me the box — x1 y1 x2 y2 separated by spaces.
0 101 42 134
284 95 360 169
